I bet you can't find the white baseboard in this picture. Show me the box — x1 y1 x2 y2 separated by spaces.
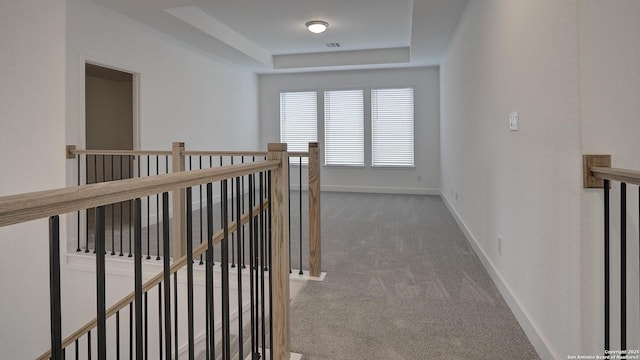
439 192 558 360
321 185 440 195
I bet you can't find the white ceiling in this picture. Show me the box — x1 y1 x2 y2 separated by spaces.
92 0 469 73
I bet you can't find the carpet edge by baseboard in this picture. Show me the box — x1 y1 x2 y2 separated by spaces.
439 192 559 360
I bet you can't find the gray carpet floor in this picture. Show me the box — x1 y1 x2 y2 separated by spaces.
290 192 540 360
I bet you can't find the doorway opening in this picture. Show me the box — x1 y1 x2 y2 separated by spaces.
85 63 136 182
85 63 137 242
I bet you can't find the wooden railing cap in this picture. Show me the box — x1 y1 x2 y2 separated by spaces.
268 143 287 152
309 142 318 148
66 145 76 159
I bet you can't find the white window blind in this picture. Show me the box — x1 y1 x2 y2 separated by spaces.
324 90 364 166
280 91 317 164
371 88 414 167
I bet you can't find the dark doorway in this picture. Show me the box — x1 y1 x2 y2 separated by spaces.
85 63 134 182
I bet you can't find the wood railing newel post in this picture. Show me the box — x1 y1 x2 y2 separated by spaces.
268 143 290 360
308 142 322 278
172 142 186 259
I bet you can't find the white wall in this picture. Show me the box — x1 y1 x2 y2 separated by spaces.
66 0 260 156
0 1 67 359
440 1 582 358
259 67 440 194
579 0 640 355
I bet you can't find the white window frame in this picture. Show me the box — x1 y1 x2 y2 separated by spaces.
323 89 365 166
280 91 318 165
371 87 415 167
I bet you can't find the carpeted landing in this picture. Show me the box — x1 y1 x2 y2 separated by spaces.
290 192 540 360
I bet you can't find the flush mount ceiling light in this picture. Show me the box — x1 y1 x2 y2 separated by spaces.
306 20 329 34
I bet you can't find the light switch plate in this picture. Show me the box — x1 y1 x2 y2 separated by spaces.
509 112 519 131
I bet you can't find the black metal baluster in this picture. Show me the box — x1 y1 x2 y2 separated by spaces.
268 170 274 360
249 173 257 358
206 182 215 359
77 155 81 252
231 157 236 270
174 272 178 360
242 157 246 269
288 156 291 274
96 206 107 360
162 192 172 358
264 171 269 272
134 198 143 360
75 338 79 360
119 155 124 256
111 155 116 256
129 156 134 257
621 182 627 351
157 283 163 360
129 303 133 360
220 156 224 268
299 157 303 275
87 330 91 360
186 188 195 360
116 311 121 360
604 179 610 353
144 292 148 360
222 180 231 360
200 157 204 265
85 155 91 253
147 156 151 260
156 156 160 261
210 156 214 268
49 215 63 360
259 172 266 357
102 155 105 183
235 175 244 360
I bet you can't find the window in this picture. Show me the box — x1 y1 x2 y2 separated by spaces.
280 91 317 163
324 90 364 166
371 88 414 167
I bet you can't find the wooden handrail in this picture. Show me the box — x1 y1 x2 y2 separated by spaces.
591 167 640 186
0 160 279 227
288 151 309 158
68 147 308 159
36 200 269 360
182 150 268 157
69 149 172 156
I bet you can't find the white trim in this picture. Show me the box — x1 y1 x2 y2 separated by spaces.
321 185 439 196
289 270 327 282
439 192 557 360
248 351 303 360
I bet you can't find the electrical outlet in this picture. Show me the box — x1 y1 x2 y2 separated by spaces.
509 112 519 131
498 236 503 256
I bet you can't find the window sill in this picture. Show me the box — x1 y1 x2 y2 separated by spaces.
323 164 366 169
371 165 416 169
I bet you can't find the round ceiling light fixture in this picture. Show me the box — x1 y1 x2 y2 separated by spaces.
306 20 329 34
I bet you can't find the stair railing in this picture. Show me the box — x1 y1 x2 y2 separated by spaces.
585 155 640 356
66 141 321 277
0 143 292 360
